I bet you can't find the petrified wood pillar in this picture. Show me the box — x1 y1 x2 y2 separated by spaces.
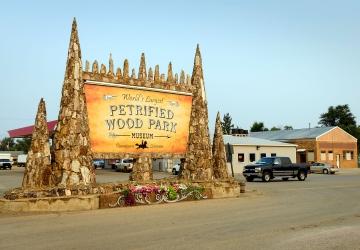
22 98 54 189
53 19 95 187
180 45 213 181
130 156 153 181
212 112 229 180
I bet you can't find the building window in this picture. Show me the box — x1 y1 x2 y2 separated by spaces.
238 153 244 162
328 151 333 161
260 153 266 158
271 153 276 157
320 151 327 161
343 151 353 160
249 153 256 162
307 151 315 162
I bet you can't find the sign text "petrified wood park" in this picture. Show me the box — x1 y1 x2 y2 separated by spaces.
84 83 192 154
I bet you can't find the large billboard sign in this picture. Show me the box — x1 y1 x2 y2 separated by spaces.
84 82 193 155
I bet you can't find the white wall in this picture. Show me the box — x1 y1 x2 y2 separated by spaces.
226 145 297 174
152 158 180 172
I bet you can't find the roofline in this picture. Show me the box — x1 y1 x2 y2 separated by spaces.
251 126 338 140
8 120 57 138
315 126 358 141
230 143 297 147
315 126 337 140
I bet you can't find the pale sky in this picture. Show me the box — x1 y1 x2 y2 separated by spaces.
1 0 359 138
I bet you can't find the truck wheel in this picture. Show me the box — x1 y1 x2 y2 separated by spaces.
323 169 329 174
262 172 271 182
282 177 289 181
297 171 306 181
246 176 254 182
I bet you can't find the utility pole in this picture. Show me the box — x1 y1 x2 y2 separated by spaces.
226 143 234 177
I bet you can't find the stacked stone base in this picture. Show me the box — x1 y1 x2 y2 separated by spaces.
0 195 99 213
1 179 245 213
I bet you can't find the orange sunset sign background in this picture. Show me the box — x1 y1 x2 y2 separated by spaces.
84 83 193 154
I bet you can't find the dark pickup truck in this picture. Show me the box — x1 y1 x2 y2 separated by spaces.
243 157 309 182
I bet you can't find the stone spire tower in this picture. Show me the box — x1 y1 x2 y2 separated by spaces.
53 19 95 187
138 53 147 80
212 112 229 179
22 98 53 189
180 45 213 181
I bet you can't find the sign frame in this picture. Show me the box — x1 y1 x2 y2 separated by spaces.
84 80 193 159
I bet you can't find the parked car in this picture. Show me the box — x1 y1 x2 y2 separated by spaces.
310 162 339 174
93 159 105 169
113 158 134 172
172 164 180 175
0 159 12 170
243 157 309 182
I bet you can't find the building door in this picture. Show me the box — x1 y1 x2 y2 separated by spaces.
299 152 306 163
336 154 340 168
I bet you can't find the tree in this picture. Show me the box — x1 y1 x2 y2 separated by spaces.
250 122 268 132
283 125 293 130
221 113 234 135
270 126 281 131
0 137 15 151
14 138 32 153
319 105 356 126
319 104 357 135
0 137 32 152
319 104 359 151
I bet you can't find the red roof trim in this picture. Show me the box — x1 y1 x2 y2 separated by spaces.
8 120 57 138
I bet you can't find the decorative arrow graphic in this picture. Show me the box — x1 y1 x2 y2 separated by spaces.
154 135 171 139
103 95 117 101
109 132 131 137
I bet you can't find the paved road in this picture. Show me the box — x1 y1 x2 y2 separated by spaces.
1 169 360 250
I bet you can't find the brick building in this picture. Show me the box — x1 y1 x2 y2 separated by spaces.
251 126 358 168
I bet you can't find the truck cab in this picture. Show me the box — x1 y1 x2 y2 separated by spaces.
0 159 12 170
243 157 308 182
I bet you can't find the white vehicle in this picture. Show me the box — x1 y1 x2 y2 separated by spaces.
113 158 134 172
17 154 27 167
0 153 11 161
172 164 180 175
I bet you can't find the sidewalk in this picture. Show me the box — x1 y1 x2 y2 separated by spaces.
337 168 360 175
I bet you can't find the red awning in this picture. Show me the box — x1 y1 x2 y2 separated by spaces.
8 120 58 138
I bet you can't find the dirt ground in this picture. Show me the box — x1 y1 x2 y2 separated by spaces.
1 168 360 249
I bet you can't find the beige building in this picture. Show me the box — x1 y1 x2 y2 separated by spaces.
251 126 358 168
223 135 297 174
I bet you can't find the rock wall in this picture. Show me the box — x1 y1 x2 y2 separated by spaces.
212 112 229 180
130 156 153 181
22 99 54 189
53 19 95 187
180 45 213 181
